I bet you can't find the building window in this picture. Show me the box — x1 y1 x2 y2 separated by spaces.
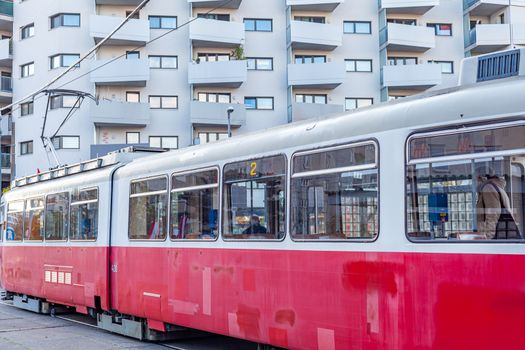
149 55 178 69
197 53 230 62
51 136 80 150
197 13 230 21
244 97 274 110
149 16 177 29
345 97 373 110
387 18 416 25
126 132 140 144
388 95 406 101
428 60 454 74
20 101 33 116
294 16 325 23
244 18 272 32
149 136 178 149
343 21 371 34
197 132 228 144
246 57 273 70
295 55 326 64
388 56 417 65
20 141 33 155
427 23 452 36
50 54 80 69
126 10 140 19
345 59 373 72
149 95 178 109
126 51 140 59
20 62 34 78
21 23 34 39
126 91 140 103
50 95 79 109
50 13 81 29
295 94 327 104
197 92 231 103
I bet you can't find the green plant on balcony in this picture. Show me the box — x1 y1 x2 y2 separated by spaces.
231 46 245 61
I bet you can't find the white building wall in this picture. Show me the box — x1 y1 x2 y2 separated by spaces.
6 0 525 178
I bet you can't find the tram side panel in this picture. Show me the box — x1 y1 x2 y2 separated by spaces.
2 173 112 312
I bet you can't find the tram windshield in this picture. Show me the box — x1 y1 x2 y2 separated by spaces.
222 155 286 240
407 124 525 241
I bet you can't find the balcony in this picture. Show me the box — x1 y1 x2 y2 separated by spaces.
463 0 508 16
382 64 442 90
0 39 12 66
190 101 246 127
291 102 344 122
190 18 245 48
380 23 435 52
513 23 525 45
188 60 247 87
90 58 149 86
289 20 342 51
90 15 150 46
466 24 510 54
286 0 344 11
188 0 243 8
90 100 150 127
288 62 346 89
0 76 11 103
0 1 12 32
380 0 439 14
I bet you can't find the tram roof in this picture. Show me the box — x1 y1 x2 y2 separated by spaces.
116 75 525 178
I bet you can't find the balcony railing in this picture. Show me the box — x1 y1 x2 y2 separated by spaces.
0 1 13 16
0 76 11 92
1 153 10 169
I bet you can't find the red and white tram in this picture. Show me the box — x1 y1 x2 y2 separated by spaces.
1 50 525 349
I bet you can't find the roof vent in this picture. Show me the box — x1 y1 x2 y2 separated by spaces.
459 49 525 86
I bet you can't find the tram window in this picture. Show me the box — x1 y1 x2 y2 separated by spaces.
6 200 24 241
129 176 168 240
223 155 286 240
291 142 379 240
170 169 219 240
70 188 98 241
0 204 4 241
24 197 44 241
45 192 69 241
407 124 525 241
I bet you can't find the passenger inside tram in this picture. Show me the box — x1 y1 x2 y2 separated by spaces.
406 124 525 241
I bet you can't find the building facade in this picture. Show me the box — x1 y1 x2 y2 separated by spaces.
1 0 524 179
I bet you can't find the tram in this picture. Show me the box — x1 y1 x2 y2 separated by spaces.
1 49 525 349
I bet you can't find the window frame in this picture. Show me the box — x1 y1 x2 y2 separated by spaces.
6 200 24 242
246 57 273 71
345 59 373 73
51 135 80 150
69 187 99 242
128 175 169 242
428 60 454 74
244 97 274 110
49 53 80 70
343 21 372 34
20 140 33 155
23 196 45 243
148 16 177 29
290 140 380 242
149 136 179 149
44 191 70 243
21 23 35 40
20 101 34 116
169 166 220 242
427 23 453 36
50 13 81 29
345 97 374 111
126 132 140 144
148 95 178 109
244 18 273 32
221 153 288 242
404 120 525 244
20 62 34 78
148 55 178 69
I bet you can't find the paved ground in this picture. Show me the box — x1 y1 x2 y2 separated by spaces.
0 302 257 350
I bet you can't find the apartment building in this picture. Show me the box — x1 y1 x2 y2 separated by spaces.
2 0 524 180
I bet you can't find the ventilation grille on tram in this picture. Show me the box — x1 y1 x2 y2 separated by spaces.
459 48 525 86
477 49 520 82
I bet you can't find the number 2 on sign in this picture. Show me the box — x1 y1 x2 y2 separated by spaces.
250 162 257 176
